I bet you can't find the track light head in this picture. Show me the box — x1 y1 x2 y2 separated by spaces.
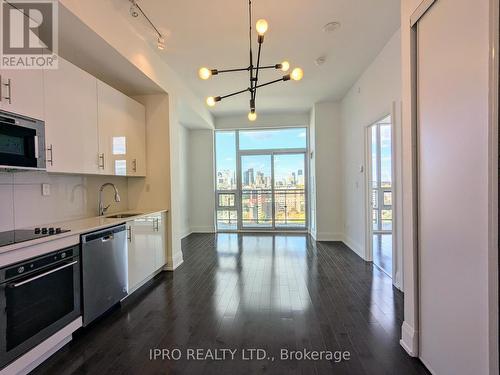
157 36 165 50
129 2 139 17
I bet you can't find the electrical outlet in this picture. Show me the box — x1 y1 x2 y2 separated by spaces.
42 183 50 196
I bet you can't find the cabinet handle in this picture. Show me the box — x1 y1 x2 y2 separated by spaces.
46 144 53 166
127 226 132 242
153 218 159 231
98 153 105 169
132 159 137 173
3 78 11 104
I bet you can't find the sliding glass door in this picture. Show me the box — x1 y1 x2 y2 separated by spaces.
215 128 307 231
240 154 273 228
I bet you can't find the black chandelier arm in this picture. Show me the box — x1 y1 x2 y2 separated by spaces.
254 75 291 90
211 64 284 76
219 87 252 100
253 41 263 101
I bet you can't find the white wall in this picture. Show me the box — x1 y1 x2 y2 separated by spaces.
311 102 343 241
340 30 402 280
178 125 191 239
129 94 171 211
189 130 216 233
308 109 317 237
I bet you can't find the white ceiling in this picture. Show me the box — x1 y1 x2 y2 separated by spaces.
128 0 401 116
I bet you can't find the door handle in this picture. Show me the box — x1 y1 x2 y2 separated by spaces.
9 261 78 288
98 153 105 169
101 234 114 242
3 78 11 104
46 144 54 166
34 135 39 158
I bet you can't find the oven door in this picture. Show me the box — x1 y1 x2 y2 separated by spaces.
0 256 80 368
0 112 45 170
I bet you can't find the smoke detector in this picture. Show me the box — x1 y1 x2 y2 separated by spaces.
323 21 341 33
315 56 327 66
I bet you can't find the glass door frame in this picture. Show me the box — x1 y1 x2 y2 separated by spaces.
237 149 308 231
365 114 396 278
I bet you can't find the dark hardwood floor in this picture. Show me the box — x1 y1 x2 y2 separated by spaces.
32 233 429 375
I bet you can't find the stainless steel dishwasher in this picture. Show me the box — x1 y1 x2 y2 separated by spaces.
81 224 128 326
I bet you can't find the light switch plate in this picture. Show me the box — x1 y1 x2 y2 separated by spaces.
42 183 50 196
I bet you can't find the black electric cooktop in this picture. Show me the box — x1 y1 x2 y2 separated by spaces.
0 227 70 247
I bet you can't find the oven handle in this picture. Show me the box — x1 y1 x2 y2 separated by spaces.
8 260 78 288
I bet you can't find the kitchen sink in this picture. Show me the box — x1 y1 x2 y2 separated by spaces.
106 213 143 219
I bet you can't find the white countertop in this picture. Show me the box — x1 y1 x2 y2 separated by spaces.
0 209 168 254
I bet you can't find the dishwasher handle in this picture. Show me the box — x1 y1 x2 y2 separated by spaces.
81 224 126 243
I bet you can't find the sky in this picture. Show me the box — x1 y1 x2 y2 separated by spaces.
215 128 307 175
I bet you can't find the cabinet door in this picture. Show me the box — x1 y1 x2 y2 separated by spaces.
0 4 44 120
126 101 146 177
154 212 167 269
127 216 157 291
97 81 146 176
0 68 44 120
44 58 99 174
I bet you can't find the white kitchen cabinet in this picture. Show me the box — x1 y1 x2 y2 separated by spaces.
0 3 44 120
127 212 166 292
43 57 99 174
97 81 146 176
0 68 44 120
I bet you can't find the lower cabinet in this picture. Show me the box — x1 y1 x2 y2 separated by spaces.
127 212 166 292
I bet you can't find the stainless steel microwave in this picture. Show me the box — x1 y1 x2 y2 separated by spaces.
0 110 46 170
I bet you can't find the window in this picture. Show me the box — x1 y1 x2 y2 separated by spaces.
238 128 307 150
215 128 308 231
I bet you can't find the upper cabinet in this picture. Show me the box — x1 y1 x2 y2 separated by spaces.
0 68 44 121
97 81 146 177
43 58 99 174
0 3 44 121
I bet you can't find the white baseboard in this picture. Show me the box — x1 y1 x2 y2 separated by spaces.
342 234 366 260
400 321 418 357
165 251 184 271
190 226 215 233
315 232 343 242
180 230 192 239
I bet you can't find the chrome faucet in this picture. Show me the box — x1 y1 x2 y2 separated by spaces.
98 183 121 216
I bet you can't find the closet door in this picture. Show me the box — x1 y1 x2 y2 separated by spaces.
417 0 489 373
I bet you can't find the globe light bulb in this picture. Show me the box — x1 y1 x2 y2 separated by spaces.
199 67 212 80
248 111 257 121
256 19 268 35
281 61 290 72
291 67 304 81
206 96 216 107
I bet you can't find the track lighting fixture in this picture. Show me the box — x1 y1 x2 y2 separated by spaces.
198 0 303 117
128 0 165 50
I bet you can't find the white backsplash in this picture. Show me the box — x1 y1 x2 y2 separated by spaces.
0 171 129 231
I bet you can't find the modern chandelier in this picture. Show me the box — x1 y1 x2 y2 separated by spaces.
198 0 304 121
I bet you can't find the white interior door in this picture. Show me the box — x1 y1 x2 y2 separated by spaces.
417 0 490 373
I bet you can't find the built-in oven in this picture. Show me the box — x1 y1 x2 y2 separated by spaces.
0 246 80 368
0 110 46 170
